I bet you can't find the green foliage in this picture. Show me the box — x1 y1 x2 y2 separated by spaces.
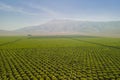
0 36 120 79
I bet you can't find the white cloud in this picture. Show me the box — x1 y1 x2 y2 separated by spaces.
0 2 64 19
0 2 40 16
26 3 63 18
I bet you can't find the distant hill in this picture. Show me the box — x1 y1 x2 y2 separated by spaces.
16 20 120 36
0 30 22 36
0 20 120 37
0 30 13 35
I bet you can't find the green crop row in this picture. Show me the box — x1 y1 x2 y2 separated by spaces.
0 47 120 80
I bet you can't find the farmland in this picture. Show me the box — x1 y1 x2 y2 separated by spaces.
0 36 120 80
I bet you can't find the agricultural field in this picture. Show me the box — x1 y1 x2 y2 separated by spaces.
0 36 120 80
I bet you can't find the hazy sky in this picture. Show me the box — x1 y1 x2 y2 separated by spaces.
0 0 120 30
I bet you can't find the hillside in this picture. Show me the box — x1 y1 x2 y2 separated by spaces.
16 20 120 34
0 20 120 37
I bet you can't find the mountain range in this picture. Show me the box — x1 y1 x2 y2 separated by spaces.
0 20 120 37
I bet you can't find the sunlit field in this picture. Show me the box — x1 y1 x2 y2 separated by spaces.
0 36 120 80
